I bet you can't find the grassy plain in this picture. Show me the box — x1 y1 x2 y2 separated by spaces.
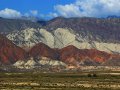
0 70 120 90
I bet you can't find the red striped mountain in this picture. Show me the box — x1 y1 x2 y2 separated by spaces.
29 43 120 66
29 43 59 60
0 34 28 65
59 45 112 66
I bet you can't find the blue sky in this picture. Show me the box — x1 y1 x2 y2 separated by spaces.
0 0 120 19
0 0 75 15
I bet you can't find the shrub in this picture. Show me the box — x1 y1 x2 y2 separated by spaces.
93 74 97 77
88 73 92 77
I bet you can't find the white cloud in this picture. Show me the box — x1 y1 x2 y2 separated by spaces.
30 10 38 16
0 8 21 18
55 4 81 17
48 12 58 18
0 9 39 19
37 13 58 20
54 0 120 17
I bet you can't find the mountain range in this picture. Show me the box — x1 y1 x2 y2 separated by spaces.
0 17 120 68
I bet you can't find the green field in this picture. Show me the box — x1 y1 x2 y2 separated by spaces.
0 71 120 90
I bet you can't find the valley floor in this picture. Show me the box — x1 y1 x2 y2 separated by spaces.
0 70 120 90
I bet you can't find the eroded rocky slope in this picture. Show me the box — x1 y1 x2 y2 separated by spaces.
7 28 120 53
